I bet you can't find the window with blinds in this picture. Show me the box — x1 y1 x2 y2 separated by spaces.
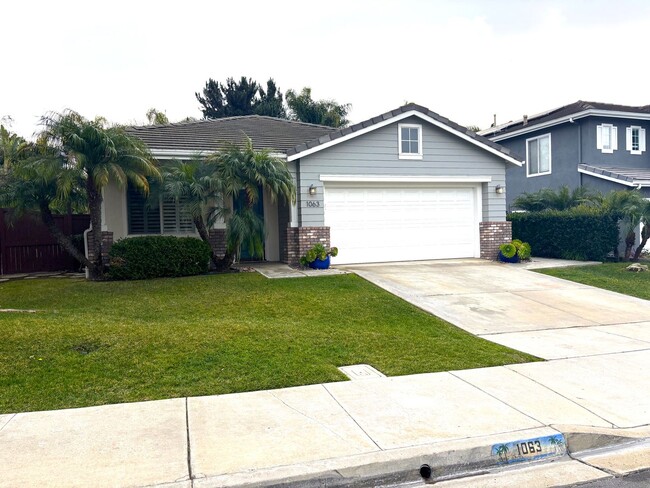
127 184 195 235
162 196 194 234
127 185 161 234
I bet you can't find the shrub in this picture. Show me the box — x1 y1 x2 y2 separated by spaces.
508 207 618 261
299 243 338 267
108 236 211 280
517 242 532 260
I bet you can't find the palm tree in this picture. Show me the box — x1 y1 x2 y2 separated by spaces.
0 125 29 170
40 111 159 279
208 137 295 270
633 200 650 260
512 185 600 211
600 190 647 260
494 444 509 462
162 157 227 268
0 138 90 267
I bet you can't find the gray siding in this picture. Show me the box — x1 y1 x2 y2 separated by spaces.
298 116 510 225
502 123 581 208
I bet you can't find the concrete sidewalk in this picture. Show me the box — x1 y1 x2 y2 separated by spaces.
2 259 650 487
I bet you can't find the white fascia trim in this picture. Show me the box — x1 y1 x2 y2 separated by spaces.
577 167 638 187
319 174 492 183
151 148 287 160
488 109 650 142
288 110 522 166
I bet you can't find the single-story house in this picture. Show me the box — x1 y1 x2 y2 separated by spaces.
99 103 522 266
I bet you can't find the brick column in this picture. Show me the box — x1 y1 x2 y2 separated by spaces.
479 222 512 260
87 231 113 265
283 226 330 267
208 229 227 258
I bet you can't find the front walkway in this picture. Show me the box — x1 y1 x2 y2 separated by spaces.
250 262 348 278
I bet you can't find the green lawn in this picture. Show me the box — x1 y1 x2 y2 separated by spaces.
0 273 537 413
538 262 650 300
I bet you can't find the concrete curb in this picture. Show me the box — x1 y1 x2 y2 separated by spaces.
190 425 650 488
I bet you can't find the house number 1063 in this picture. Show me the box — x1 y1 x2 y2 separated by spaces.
306 201 320 207
516 440 542 455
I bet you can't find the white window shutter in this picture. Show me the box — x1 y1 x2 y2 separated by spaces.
612 126 618 151
626 127 632 151
641 128 647 152
596 125 602 149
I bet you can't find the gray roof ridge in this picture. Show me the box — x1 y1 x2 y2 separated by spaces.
130 114 338 131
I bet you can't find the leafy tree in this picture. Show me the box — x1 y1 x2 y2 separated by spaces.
146 108 169 125
512 185 599 212
286 87 350 127
208 137 295 269
254 79 286 118
40 110 159 280
196 76 286 119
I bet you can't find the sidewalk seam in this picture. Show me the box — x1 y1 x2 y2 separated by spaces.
0 413 16 433
449 372 545 427
185 397 194 487
321 384 383 451
504 367 617 428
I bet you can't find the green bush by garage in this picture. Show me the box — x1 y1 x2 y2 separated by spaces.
108 236 211 280
508 208 618 261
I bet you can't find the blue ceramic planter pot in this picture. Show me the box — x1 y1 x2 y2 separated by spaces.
309 256 331 269
498 251 520 263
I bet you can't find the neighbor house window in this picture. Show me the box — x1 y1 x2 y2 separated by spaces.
526 133 551 177
127 183 195 235
626 126 646 154
597 124 617 153
398 124 422 159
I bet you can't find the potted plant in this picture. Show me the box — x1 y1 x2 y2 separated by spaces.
299 243 339 269
498 242 520 263
498 239 532 263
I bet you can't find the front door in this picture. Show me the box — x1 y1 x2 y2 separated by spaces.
233 186 265 261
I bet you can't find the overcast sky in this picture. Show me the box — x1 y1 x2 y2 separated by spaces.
3 0 650 138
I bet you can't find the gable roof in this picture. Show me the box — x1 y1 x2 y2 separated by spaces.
126 115 337 156
286 103 522 166
578 164 650 188
481 100 650 141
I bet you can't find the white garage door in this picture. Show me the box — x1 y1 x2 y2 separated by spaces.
324 183 480 264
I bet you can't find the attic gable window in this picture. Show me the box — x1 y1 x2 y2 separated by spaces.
626 126 646 155
597 124 617 153
398 124 423 159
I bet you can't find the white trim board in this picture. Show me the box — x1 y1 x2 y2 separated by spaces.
150 148 287 160
320 174 492 183
288 110 522 166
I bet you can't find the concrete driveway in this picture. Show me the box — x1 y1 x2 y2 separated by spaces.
343 259 650 360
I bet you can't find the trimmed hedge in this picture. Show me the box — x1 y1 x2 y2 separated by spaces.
108 236 211 280
508 208 618 261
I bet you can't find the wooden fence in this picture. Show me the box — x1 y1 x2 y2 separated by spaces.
0 209 90 275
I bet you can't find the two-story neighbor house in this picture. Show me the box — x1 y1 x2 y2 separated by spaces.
97 104 522 266
479 101 650 209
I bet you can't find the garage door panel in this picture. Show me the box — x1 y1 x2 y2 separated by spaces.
324 184 479 264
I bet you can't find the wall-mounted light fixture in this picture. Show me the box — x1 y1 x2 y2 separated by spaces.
495 184 505 194
309 184 317 196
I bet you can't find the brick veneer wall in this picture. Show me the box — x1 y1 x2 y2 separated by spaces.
208 229 227 258
86 231 113 265
479 221 512 260
283 226 330 267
